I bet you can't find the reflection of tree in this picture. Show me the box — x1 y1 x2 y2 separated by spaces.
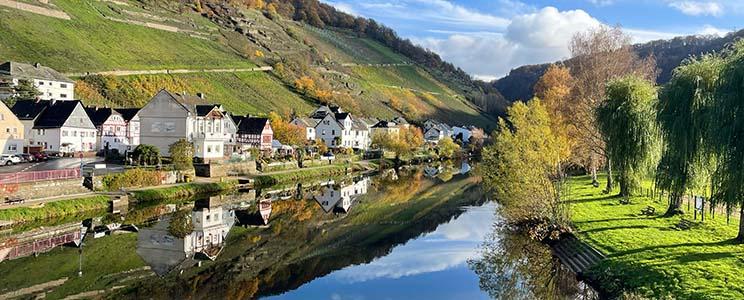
469 224 598 300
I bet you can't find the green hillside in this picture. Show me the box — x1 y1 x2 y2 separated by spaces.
0 0 496 128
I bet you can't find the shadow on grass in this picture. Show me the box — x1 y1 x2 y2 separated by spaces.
674 251 736 264
565 194 621 204
582 225 652 234
573 216 656 225
609 239 737 258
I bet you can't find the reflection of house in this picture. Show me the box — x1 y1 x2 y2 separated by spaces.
0 222 83 262
424 165 442 178
314 177 370 213
0 61 74 100
136 205 235 275
236 199 273 226
11 99 97 153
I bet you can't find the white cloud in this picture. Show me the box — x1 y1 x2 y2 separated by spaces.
587 0 615 6
697 24 729 36
416 7 602 78
669 1 723 16
323 1 358 16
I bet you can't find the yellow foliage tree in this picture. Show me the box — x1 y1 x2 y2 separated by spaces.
268 112 306 146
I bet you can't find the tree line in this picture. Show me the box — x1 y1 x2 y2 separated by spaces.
483 25 744 242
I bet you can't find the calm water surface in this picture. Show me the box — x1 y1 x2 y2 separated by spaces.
0 163 595 299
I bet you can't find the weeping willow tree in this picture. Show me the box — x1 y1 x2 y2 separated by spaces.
596 76 659 197
655 54 723 215
710 41 744 241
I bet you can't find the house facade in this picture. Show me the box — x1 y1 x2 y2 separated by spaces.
290 117 317 141
303 106 370 150
370 120 400 137
11 100 96 153
0 101 24 155
115 108 141 152
0 62 74 101
234 116 273 151
85 107 132 153
138 89 231 160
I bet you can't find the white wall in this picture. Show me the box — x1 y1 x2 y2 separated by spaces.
31 79 74 101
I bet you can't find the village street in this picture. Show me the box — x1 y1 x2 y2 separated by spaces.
0 157 103 174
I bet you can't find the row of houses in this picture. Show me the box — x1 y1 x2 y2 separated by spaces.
0 61 471 159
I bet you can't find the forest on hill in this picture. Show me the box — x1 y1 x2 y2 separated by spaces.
494 29 744 102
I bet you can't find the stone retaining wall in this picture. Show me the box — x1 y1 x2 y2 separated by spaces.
195 161 257 177
0 178 88 200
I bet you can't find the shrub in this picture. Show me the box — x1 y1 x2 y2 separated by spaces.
101 168 161 191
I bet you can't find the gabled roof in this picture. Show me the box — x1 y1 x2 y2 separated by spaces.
371 120 396 129
152 89 209 114
237 117 270 135
352 119 368 131
335 113 349 121
195 104 220 117
84 107 116 127
114 108 140 122
392 116 408 125
11 99 50 120
293 117 319 128
34 100 84 129
0 61 73 83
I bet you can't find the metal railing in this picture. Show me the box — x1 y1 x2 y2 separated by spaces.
0 168 81 184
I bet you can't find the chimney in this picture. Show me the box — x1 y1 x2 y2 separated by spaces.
34 62 40 68
197 92 205 99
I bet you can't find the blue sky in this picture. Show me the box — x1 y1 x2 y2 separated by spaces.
321 0 743 80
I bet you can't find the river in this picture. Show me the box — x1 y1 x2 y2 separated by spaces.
0 162 596 299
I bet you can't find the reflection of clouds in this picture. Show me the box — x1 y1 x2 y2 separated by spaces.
332 203 497 283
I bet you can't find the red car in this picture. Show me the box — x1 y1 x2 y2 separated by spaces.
32 152 48 161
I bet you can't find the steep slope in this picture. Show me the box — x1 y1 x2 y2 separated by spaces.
0 0 498 128
494 30 744 102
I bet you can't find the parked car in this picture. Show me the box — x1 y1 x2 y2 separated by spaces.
32 152 48 161
0 154 22 165
16 154 34 163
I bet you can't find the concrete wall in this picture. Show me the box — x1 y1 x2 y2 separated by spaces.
194 161 256 177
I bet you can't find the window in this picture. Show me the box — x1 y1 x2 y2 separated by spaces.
39 81 44 86
73 131 77 137
61 83 68 88
331 130 335 135
216 145 221 153
322 130 326 135
0 114 4 120
207 145 212 153
60 94 68 99
7 144 16 152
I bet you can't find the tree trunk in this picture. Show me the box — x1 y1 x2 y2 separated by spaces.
606 158 613 193
664 192 683 216
737 205 744 243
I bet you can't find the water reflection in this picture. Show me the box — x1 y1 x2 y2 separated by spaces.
314 177 370 214
136 199 236 275
468 223 599 300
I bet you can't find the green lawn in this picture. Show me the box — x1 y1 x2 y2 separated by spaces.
0 234 146 299
568 175 744 299
0 195 109 223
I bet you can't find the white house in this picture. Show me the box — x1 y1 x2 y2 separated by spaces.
138 89 232 161
11 100 96 153
314 177 370 213
300 106 370 150
452 126 472 143
424 121 453 144
0 62 74 101
85 107 141 154
290 117 318 141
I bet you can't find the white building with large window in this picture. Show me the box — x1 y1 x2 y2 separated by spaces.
0 61 74 101
139 89 231 160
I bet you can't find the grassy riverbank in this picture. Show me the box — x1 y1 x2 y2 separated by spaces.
131 181 237 203
568 175 744 299
0 234 146 299
253 165 349 187
0 195 109 224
